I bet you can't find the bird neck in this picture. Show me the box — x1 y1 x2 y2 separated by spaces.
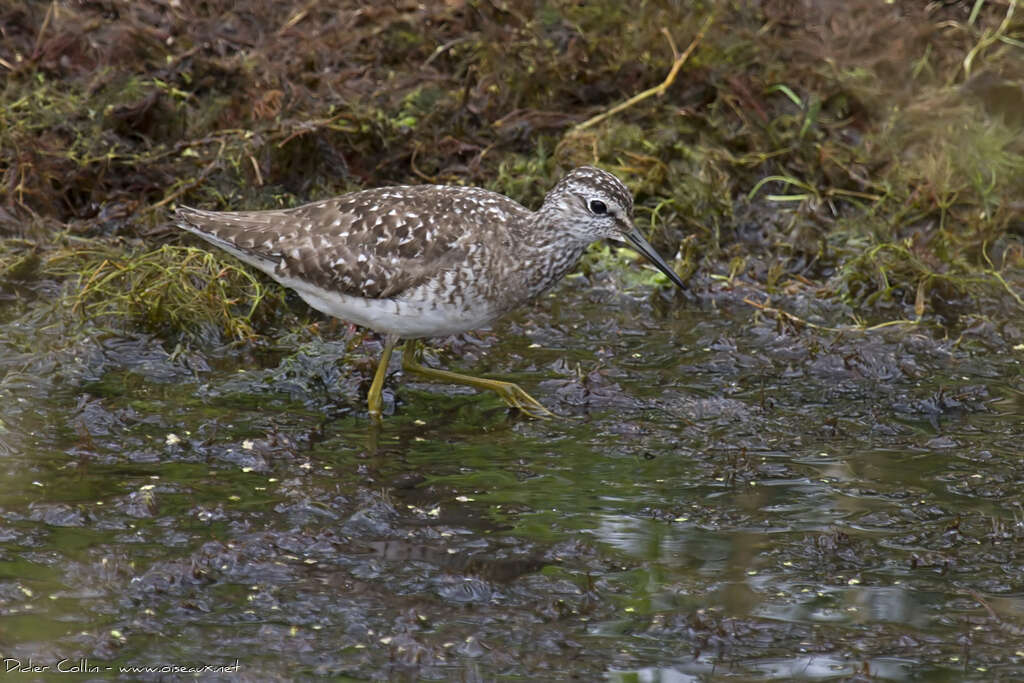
510 210 592 302
529 199 595 248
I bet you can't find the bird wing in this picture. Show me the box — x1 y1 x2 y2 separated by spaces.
176 185 523 300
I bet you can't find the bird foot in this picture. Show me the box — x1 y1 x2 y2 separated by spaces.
488 380 557 420
401 340 557 419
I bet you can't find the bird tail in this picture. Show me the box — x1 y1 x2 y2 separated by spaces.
174 206 279 276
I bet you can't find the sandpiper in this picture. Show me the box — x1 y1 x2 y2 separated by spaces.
174 166 685 418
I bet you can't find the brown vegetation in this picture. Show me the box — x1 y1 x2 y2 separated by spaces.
2 0 1022 339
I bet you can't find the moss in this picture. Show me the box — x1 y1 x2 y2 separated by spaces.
0 0 1021 335
0 242 41 281
45 243 287 343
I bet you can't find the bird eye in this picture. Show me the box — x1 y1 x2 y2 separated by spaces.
589 199 607 215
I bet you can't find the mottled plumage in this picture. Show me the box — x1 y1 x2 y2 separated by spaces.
174 166 685 417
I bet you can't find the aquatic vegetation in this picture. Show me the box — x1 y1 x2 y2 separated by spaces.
47 244 284 343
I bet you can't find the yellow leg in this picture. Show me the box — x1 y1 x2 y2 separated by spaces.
367 334 398 420
401 339 555 419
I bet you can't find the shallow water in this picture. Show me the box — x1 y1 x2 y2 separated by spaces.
1 271 1023 680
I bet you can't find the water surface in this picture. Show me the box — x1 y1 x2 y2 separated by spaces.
1 272 1022 680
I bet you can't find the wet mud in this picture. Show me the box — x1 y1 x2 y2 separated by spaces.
2 270 1023 680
